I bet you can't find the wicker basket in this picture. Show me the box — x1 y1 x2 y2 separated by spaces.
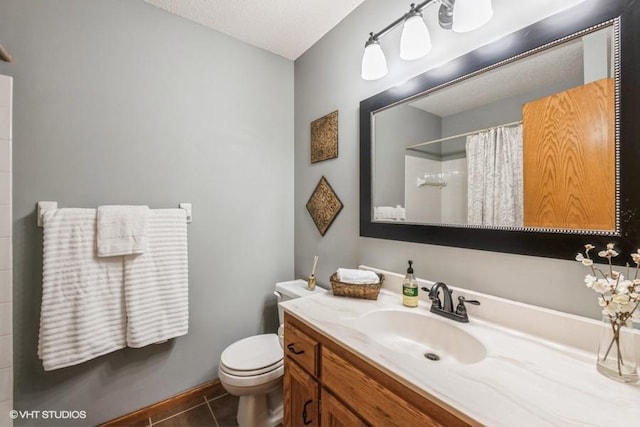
329 272 384 300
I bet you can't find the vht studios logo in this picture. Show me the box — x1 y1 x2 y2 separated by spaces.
9 410 87 420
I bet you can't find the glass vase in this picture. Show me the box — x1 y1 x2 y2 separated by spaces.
596 315 638 383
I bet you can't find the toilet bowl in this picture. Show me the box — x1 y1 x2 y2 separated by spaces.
219 334 284 427
218 279 326 427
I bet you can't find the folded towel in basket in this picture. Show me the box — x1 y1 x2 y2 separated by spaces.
336 268 380 284
97 205 149 257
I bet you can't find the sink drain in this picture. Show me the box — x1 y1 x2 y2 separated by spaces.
424 352 440 361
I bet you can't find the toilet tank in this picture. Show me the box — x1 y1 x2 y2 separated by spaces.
275 279 327 324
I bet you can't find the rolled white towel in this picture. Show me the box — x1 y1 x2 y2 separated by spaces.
374 206 397 220
336 268 380 284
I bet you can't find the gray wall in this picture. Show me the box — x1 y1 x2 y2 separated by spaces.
0 0 293 425
374 105 440 207
294 0 598 319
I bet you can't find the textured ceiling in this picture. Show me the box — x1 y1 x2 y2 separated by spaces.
143 0 367 60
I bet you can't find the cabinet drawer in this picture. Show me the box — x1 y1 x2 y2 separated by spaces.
284 323 319 376
322 347 447 427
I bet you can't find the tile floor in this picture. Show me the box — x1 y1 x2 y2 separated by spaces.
137 392 239 427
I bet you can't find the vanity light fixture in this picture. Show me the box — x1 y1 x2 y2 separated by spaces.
400 7 431 60
361 0 494 80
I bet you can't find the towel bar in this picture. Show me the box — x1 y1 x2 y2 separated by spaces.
36 201 193 227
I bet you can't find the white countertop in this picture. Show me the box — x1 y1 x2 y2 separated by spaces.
280 287 640 427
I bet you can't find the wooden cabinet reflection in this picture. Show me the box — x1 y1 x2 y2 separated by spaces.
523 78 615 230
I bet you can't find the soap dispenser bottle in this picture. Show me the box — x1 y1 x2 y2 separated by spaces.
402 260 419 307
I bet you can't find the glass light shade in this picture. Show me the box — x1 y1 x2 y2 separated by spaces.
452 0 493 33
400 14 431 60
361 41 388 80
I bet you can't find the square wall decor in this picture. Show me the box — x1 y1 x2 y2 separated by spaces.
310 110 338 163
306 176 343 236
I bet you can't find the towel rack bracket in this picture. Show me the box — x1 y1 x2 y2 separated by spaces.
179 203 192 223
37 201 58 227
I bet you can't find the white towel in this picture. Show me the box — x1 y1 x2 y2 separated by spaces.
374 205 405 221
124 209 189 347
96 205 149 257
38 208 126 371
336 268 380 284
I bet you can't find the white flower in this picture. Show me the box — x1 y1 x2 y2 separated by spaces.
599 247 619 258
579 245 640 325
584 274 597 288
616 280 632 294
593 279 612 293
612 293 630 305
604 301 620 315
619 302 635 314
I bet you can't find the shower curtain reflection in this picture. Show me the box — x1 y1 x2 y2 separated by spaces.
466 124 523 227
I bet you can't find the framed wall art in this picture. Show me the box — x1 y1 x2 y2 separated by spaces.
306 176 343 236
310 110 338 163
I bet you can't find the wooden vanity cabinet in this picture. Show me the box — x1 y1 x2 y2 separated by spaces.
283 312 476 427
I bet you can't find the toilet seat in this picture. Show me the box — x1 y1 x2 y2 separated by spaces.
220 334 283 377
219 362 284 388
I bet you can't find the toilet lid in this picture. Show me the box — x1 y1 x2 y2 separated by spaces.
221 334 283 372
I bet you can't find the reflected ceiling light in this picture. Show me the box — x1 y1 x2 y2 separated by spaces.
361 0 493 80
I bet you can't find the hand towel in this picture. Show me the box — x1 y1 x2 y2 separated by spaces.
124 209 189 348
336 268 380 284
38 208 126 371
96 205 149 257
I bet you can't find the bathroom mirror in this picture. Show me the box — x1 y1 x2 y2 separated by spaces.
360 0 640 261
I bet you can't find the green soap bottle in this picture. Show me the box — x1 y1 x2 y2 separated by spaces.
402 260 418 307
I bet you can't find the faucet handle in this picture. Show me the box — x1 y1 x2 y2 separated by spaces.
455 296 480 318
421 286 442 309
458 296 480 305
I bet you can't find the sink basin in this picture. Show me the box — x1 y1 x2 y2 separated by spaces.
356 309 487 364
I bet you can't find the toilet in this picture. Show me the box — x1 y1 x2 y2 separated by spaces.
218 279 326 427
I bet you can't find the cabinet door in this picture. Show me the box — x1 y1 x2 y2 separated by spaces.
522 77 615 230
284 357 319 427
321 389 367 427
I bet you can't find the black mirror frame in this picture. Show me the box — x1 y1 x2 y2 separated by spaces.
360 0 640 263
